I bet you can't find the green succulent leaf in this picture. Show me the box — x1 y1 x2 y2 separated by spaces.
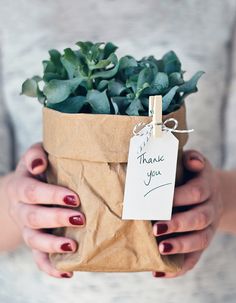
92 54 119 79
137 68 153 91
125 98 144 116
111 96 131 114
178 71 205 93
97 80 109 91
153 72 169 92
141 72 168 96
76 41 94 55
60 48 79 79
86 90 110 114
89 53 115 70
43 61 57 73
162 51 181 74
49 49 63 68
169 72 184 87
21 78 38 97
162 86 179 111
108 79 126 97
104 42 118 59
47 96 86 113
110 99 119 114
43 72 65 82
21 41 204 116
43 78 83 103
118 55 138 71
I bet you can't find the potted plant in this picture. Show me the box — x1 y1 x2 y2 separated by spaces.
22 41 203 273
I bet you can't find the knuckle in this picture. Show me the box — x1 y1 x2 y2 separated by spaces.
51 188 61 204
53 208 65 226
171 218 181 232
195 211 209 229
50 240 58 253
191 185 202 203
176 239 184 253
25 234 36 248
24 181 38 203
27 211 39 228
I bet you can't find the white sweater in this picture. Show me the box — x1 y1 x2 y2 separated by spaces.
0 0 236 302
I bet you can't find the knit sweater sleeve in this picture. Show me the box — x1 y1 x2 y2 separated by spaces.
0 46 14 175
224 16 236 169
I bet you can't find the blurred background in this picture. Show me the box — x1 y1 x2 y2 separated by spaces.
0 0 236 302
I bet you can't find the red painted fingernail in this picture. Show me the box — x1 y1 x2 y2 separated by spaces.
69 215 84 226
156 223 168 235
31 158 44 170
154 272 165 278
61 273 71 278
161 242 173 253
63 195 77 206
61 243 73 252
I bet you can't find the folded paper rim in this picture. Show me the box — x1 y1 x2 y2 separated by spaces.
43 104 188 163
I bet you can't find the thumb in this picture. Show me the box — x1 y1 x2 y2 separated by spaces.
183 150 205 173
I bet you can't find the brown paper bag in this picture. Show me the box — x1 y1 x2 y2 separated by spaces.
43 104 188 273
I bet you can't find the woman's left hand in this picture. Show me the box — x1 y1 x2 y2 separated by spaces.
152 150 223 278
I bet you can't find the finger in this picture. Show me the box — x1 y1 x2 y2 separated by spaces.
32 249 73 278
158 226 214 255
15 176 80 207
18 203 85 229
23 227 78 253
153 201 214 235
152 251 202 278
23 143 48 175
183 150 205 173
174 176 211 207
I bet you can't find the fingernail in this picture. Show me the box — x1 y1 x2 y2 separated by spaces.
154 272 165 278
61 242 73 252
69 215 84 226
160 242 173 253
61 273 71 278
155 223 168 235
31 158 44 170
190 153 204 163
63 195 77 206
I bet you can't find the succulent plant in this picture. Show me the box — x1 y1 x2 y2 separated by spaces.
21 41 204 115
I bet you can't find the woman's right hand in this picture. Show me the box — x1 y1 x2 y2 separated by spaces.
6 143 85 279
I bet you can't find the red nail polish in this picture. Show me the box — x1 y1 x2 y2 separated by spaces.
162 242 173 253
61 273 71 278
154 272 165 278
31 159 43 170
63 195 77 206
156 223 168 235
69 215 84 226
61 243 73 252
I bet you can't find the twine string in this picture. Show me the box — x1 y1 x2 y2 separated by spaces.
132 118 194 154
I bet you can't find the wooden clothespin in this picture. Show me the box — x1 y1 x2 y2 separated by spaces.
149 95 162 138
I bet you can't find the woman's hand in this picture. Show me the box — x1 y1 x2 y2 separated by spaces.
152 150 223 278
6 143 85 279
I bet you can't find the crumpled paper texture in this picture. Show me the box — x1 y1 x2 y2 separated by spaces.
43 105 188 272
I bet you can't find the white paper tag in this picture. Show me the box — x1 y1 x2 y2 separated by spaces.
122 127 179 220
